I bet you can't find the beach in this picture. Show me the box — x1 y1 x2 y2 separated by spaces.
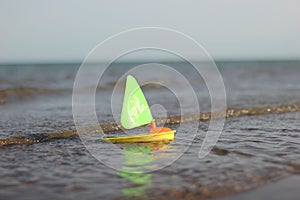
0 61 300 199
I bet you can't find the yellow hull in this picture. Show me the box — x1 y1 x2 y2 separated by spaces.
103 130 175 143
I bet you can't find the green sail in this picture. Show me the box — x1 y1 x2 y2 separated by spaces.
120 75 153 129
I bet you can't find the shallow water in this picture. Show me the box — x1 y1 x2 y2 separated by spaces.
0 61 300 199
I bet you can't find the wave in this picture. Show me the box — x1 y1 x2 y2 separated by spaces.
0 102 299 147
0 87 70 104
0 83 165 105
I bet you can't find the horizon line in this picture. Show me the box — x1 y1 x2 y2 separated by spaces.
0 58 300 66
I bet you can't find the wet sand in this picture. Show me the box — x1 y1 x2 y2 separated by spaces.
218 176 300 200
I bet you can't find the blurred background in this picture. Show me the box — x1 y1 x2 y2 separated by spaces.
1 1 300 200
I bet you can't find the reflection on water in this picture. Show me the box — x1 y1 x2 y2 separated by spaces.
118 142 171 197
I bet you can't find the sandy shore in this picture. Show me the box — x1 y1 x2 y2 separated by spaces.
218 176 300 200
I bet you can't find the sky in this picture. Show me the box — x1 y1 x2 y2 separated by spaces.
0 0 299 64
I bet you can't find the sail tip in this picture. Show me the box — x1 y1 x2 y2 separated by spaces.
126 74 134 81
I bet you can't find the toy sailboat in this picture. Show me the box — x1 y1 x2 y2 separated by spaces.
103 75 176 143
